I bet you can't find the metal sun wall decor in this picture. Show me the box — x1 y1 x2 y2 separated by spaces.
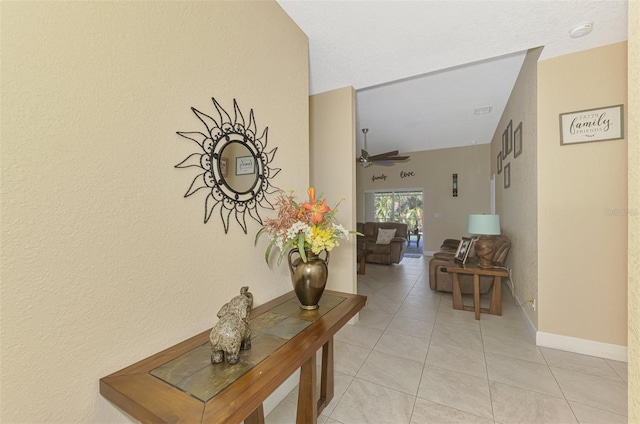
175 97 280 234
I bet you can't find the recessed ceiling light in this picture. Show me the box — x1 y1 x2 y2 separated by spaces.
569 22 593 38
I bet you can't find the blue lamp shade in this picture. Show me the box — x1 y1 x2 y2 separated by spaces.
468 214 501 235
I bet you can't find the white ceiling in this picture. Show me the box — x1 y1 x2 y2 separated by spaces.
276 0 628 157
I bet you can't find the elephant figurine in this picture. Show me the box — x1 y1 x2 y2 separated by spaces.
209 286 253 365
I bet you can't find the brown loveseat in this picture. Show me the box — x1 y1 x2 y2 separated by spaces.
429 235 511 294
357 222 408 264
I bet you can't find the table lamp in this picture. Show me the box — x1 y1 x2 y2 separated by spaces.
468 214 500 268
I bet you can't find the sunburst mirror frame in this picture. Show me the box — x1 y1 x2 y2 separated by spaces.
175 97 280 234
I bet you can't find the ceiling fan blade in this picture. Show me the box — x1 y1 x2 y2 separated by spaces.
371 155 410 162
357 129 409 167
368 150 399 161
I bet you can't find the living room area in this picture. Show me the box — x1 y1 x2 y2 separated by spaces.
351 41 629 368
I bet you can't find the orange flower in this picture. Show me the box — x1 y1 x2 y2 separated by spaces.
301 187 330 224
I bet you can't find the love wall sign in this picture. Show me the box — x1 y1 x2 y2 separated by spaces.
560 104 624 145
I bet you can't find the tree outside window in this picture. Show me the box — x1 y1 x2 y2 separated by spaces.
373 190 423 232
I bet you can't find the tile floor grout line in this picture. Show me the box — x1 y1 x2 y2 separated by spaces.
478 312 497 423
267 256 627 423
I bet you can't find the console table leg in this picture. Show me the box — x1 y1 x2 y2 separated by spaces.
244 404 265 424
318 338 334 414
297 351 317 424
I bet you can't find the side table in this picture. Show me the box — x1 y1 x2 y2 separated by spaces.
407 232 422 248
444 263 508 320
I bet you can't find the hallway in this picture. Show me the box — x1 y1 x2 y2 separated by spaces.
266 256 628 423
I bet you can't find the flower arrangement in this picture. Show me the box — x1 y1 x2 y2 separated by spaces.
255 187 358 265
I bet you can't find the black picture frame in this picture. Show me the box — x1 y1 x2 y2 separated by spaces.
505 120 513 156
514 122 523 158
497 153 502 174
504 162 511 189
502 130 508 159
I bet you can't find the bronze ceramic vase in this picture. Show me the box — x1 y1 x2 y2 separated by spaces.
287 248 330 310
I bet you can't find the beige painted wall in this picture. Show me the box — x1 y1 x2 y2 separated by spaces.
309 87 358 294
628 0 639 418
356 144 491 252
0 2 308 423
492 48 542 326
538 42 628 347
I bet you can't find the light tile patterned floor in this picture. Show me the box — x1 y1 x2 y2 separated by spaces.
266 256 628 423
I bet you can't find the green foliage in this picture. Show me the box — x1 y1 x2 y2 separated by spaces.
373 190 423 230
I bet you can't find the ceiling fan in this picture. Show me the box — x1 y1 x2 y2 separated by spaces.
357 128 410 168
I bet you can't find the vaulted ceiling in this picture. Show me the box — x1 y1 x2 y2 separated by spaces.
277 0 628 156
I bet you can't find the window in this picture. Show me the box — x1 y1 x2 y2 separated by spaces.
367 190 423 231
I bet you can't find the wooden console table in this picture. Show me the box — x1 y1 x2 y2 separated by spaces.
444 263 508 320
100 290 366 423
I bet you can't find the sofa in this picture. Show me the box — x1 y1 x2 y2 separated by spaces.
429 235 511 294
357 222 408 264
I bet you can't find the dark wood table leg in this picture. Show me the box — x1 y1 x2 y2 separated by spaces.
452 273 463 310
244 404 265 424
318 338 334 414
490 275 502 316
357 255 366 275
473 274 480 320
297 351 317 424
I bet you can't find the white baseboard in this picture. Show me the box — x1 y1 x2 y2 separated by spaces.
518 301 538 341
510 287 628 362
536 331 628 363
508 283 538 341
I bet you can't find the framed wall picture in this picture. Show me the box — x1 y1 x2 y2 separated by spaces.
454 237 472 264
220 157 228 177
514 122 523 158
501 129 508 159
497 152 502 174
501 120 513 159
560 104 624 145
504 162 511 189
235 156 255 175
505 120 513 157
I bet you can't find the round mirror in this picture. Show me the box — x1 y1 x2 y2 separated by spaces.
175 97 280 234
219 141 258 194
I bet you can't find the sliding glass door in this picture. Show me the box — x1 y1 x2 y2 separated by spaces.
365 190 424 231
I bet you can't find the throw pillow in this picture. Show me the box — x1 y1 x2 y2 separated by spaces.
376 228 397 244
